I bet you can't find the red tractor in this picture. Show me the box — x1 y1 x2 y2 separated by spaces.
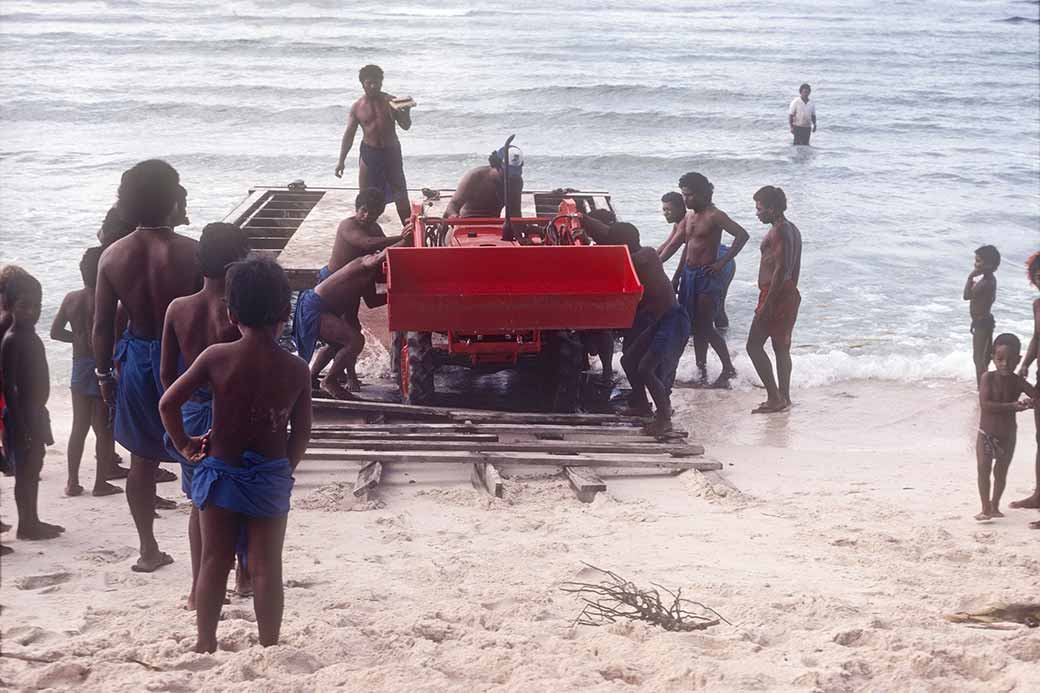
386 183 643 411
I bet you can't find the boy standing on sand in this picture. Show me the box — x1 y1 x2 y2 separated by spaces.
1010 252 1040 528
50 247 123 497
160 256 312 653
1 271 65 540
160 223 250 608
975 333 1036 522
964 245 1000 386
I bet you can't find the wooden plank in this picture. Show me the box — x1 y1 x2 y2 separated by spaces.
565 467 606 503
310 432 500 443
310 423 660 436
353 461 382 498
470 462 504 498
311 397 648 426
302 449 719 470
306 438 702 457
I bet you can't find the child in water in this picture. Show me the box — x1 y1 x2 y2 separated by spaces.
975 333 1036 522
160 256 311 652
964 245 1000 386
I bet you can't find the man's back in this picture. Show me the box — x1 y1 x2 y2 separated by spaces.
166 291 239 369
457 166 505 218
61 288 94 357
328 216 386 274
633 248 678 320
99 230 200 339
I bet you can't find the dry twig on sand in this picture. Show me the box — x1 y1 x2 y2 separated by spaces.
560 563 728 632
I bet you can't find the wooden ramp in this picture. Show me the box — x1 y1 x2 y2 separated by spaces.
307 396 721 503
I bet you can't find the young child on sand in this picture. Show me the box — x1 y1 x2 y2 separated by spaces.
1 265 32 554
975 333 1036 522
1009 252 1040 528
964 245 1000 386
159 256 311 652
50 247 122 498
1 270 65 540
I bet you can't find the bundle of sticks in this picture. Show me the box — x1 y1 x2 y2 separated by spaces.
560 563 727 632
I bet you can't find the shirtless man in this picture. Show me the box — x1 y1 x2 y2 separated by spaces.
1010 252 1040 521
308 188 410 391
746 186 803 414
612 224 691 435
334 64 413 224
293 251 390 399
442 146 524 221
160 256 311 652
93 159 202 573
658 191 736 384
658 173 749 388
160 223 250 607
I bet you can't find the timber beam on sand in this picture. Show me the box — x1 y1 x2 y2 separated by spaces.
302 449 721 471
471 462 505 498
305 438 703 457
309 422 683 437
312 397 649 426
352 461 383 502
564 467 607 503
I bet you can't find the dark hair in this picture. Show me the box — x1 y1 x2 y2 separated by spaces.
0 265 29 310
225 256 290 328
1028 252 1040 287
588 208 617 225
800 83 811 92
359 64 383 82
678 172 713 201
661 192 684 210
608 222 641 253
98 205 136 247
199 223 250 279
975 245 1001 269
117 159 181 228
993 333 1021 355
80 247 103 288
355 187 387 211
753 186 788 213
3 270 41 308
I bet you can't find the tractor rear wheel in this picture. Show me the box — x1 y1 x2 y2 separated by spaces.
400 331 435 406
543 330 583 413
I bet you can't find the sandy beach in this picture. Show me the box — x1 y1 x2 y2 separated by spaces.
1 377 1037 692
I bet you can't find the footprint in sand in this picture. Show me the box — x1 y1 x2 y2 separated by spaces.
14 572 72 590
76 546 136 564
220 607 257 623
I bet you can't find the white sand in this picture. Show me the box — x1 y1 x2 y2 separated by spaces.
2 379 1039 692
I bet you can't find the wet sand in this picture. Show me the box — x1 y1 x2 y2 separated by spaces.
1 379 1038 691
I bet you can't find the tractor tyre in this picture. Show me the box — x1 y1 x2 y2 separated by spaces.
401 331 435 406
390 331 404 378
544 330 584 413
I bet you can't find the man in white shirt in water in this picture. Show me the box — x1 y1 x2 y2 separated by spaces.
788 83 817 146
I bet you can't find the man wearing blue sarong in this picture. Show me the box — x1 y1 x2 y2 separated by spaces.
160 256 312 653
160 223 250 607
93 160 201 574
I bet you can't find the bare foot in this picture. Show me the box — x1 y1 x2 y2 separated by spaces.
131 551 174 573
92 482 124 497
345 376 362 393
642 417 674 437
709 369 736 390
752 400 790 414
185 591 196 611
65 483 84 497
1 544 12 555
154 496 177 510
989 509 1005 518
235 562 253 597
154 467 178 484
17 522 64 540
106 464 130 480
1010 493 1040 509
322 379 358 401
1029 520 1040 530
194 639 217 654
974 512 991 522
0 520 10 533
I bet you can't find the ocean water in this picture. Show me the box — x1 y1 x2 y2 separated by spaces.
1 0 1037 387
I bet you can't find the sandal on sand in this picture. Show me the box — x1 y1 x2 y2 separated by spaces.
131 552 174 573
154 467 178 484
